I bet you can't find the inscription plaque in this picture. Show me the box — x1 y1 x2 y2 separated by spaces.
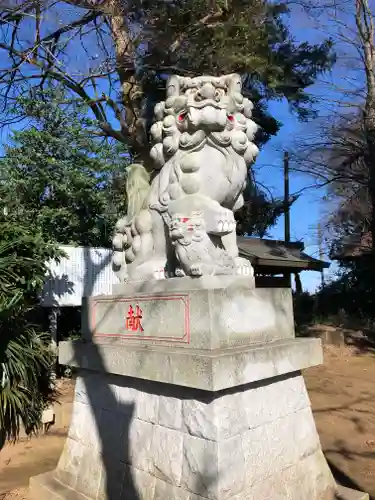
91 294 190 344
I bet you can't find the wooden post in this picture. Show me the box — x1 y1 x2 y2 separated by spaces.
294 272 303 294
49 307 60 379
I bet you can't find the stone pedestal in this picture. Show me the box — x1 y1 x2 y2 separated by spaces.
30 277 368 500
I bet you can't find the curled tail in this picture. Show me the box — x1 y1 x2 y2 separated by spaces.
112 164 152 281
126 163 151 220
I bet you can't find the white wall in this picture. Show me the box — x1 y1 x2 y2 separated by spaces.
40 245 119 307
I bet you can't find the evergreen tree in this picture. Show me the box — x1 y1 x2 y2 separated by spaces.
0 92 128 248
0 217 61 442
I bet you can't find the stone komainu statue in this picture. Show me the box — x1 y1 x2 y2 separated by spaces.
112 74 260 282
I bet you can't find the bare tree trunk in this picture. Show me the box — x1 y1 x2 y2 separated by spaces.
108 1 150 163
356 0 375 254
364 108 375 253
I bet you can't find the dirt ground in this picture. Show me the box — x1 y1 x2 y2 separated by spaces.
0 378 75 500
1 343 375 499
306 344 375 498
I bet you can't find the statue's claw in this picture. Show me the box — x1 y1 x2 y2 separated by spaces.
153 267 166 280
206 210 236 236
190 264 204 277
175 268 186 277
235 257 254 277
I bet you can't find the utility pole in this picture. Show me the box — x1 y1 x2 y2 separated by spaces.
283 151 292 287
284 151 290 243
317 223 325 288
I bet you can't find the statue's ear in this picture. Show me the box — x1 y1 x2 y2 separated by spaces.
166 75 181 98
226 74 242 96
225 74 243 113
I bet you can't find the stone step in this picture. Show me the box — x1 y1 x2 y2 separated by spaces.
336 485 369 500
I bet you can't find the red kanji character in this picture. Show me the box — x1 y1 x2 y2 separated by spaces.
125 304 144 332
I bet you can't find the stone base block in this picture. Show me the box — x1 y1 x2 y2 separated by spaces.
59 337 323 391
29 369 354 500
30 469 369 500
30 470 370 500
30 471 88 500
84 277 295 350
336 485 369 500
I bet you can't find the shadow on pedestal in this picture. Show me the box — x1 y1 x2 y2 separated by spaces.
32 249 217 500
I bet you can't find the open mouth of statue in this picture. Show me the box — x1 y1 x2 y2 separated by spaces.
186 107 228 130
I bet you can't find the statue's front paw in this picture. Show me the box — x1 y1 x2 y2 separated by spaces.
115 216 129 233
207 210 236 235
190 264 204 277
113 234 123 252
175 267 186 277
235 257 254 277
216 216 236 234
153 267 166 280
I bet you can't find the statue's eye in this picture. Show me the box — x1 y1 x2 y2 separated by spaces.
214 90 222 100
227 114 235 122
178 111 187 122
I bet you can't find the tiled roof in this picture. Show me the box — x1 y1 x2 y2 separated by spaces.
237 237 329 271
